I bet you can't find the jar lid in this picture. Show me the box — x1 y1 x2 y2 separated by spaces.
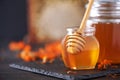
95 0 120 3
89 0 120 23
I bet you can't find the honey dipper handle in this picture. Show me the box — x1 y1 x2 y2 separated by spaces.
78 0 94 33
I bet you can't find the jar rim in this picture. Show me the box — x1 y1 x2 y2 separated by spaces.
94 0 120 5
66 25 95 36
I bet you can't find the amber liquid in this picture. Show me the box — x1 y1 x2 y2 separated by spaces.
94 23 120 63
62 36 99 70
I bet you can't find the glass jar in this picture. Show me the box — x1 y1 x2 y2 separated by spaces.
89 0 120 63
61 26 99 70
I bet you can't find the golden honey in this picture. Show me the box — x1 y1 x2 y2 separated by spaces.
89 0 120 64
61 27 99 70
94 23 120 63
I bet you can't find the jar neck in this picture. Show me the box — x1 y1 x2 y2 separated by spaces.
66 26 95 36
83 26 95 36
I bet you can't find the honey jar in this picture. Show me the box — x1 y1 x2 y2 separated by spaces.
89 0 120 63
61 25 99 70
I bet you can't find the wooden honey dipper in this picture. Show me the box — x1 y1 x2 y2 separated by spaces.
65 0 94 54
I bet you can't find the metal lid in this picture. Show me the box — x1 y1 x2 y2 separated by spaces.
89 0 120 23
94 0 120 3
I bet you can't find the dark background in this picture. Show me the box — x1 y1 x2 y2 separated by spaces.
0 0 27 43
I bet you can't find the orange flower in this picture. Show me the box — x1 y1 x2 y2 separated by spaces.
9 41 62 63
19 50 36 62
98 59 112 70
23 45 31 52
9 41 25 51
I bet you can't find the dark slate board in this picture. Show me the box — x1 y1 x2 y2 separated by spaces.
9 58 120 80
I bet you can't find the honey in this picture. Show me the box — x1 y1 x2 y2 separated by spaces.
89 0 120 64
94 23 120 63
61 27 99 70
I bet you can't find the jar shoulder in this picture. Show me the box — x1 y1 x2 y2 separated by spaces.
85 36 99 49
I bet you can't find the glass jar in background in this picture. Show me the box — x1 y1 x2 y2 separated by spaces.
89 0 120 63
61 25 99 70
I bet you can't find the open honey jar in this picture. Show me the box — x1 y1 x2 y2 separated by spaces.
61 25 99 70
89 0 120 64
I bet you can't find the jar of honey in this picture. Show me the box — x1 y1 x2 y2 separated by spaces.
61 25 99 70
89 0 120 63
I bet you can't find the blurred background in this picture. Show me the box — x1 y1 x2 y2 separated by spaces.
0 0 87 48
0 0 27 45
